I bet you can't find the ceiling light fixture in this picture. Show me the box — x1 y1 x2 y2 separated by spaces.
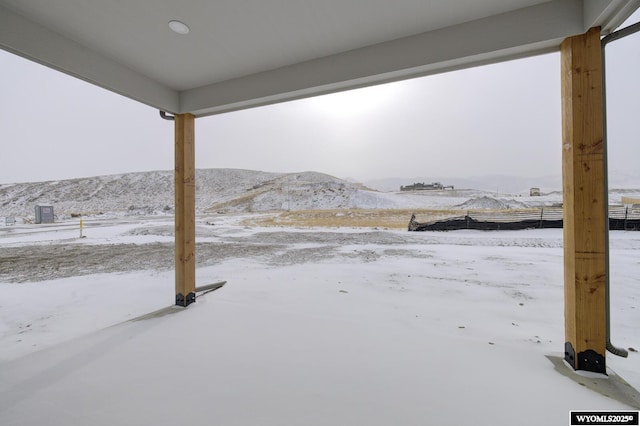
168 20 190 35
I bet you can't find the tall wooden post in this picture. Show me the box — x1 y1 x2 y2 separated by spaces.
561 27 607 374
175 113 196 307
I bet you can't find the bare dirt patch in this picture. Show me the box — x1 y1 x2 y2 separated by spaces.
0 242 284 283
241 208 460 229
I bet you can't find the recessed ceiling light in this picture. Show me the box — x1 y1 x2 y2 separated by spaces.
169 20 190 35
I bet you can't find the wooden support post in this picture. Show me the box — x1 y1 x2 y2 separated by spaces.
561 27 607 374
174 113 196 307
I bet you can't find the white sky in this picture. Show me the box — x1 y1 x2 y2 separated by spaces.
0 12 638 184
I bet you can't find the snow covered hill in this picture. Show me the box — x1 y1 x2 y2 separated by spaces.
3 168 639 220
0 169 402 217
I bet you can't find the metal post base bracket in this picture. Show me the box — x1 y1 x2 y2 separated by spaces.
565 342 606 375
175 292 196 307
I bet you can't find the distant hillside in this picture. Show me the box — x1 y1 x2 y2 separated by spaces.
1 171 174 217
0 169 396 218
3 168 640 220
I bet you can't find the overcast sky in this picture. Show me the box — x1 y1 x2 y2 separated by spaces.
1 12 638 185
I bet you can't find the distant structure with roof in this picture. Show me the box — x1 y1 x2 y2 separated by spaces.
400 182 454 191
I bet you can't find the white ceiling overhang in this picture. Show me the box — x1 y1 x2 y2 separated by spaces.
1 0 638 117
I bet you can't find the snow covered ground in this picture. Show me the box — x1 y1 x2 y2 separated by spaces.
1 210 639 425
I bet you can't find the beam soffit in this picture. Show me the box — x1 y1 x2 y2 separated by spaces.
0 0 638 116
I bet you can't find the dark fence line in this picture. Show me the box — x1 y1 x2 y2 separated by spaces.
408 206 640 231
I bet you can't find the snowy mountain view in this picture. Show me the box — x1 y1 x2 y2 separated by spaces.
3 168 640 221
0 169 405 217
1 168 640 425
0 168 565 219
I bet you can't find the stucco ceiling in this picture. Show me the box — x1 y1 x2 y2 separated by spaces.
0 0 638 116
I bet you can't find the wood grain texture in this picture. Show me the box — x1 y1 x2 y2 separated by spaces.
174 113 196 305
561 27 607 366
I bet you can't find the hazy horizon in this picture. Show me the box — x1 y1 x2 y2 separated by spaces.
5 164 640 193
0 164 564 186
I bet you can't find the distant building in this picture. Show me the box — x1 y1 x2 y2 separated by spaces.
400 182 454 191
35 205 54 224
530 187 541 196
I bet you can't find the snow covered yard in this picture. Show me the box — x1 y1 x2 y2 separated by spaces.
0 214 639 425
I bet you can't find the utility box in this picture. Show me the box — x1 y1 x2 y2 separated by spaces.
35 205 54 224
